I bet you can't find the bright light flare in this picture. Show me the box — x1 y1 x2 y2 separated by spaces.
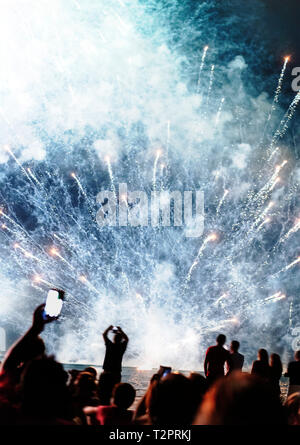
50 247 59 256
206 233 218 242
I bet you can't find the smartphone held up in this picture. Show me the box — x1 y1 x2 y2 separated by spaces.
43 288 65 321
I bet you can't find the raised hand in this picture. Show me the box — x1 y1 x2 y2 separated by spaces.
32 303 56 333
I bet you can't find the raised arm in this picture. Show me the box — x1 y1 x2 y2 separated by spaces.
117 326 129 344
102 325 113 343
1 304 48 374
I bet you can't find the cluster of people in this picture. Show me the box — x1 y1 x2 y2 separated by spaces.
203 334 299 398
0 304 299 425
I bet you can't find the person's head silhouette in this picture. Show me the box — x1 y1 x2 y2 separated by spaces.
195 372 286 425
113 383 136 410
20 356 70 420
216 334 226 346
258 348 269 363
270 353 282 368
146 373 197 425
113 332 123 344
230 340 240 353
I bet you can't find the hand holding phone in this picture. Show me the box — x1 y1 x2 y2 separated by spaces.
158 365 172 378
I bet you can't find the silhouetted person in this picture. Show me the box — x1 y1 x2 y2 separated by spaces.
133 373 160 422
143 373 198 425
84 367 98 379
195 371 286 425
269 353 282 397
102 325 128 385
18 356 73 425
251 348 271 381
204 334 231 385
71 371 99 424
97 371 117 406
284 350 300 396
0 304 48 387
0 304 52 416
226 340 244 375
84 383 136 425
188 372 208 405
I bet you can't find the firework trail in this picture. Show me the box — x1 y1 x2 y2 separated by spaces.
71 172 86 197
33 275 55 288
105 156 117 202
2 145 33 183
278 219 300 244
268 91 300 153
214 292 229 305
215 97 225 125
196 45 209 93
49 247 74 270
13 243 42 263
185 233 217 284
274 257 300 275
79 275 102 296
256 216 271 232
269 57 289 117
261 56 289 145
251 201 274 231
152 150 161 196
264 291 285 302
216 189 229 214
27 168 41 185
206 64 215 106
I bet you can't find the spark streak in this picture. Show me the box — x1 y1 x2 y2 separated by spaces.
105 156 117 201
152 150 161 195
264 291 283 301
49 247 74 269
268 56 289 118
216 189 229 214
33 275 54 288
275 257 300 275
196 45 208 93
14 243 41 262
269 91 300 152
186 233 217 283
256 217 271 232
214 292 229 305
71 172 86 196
284 257 300 271
215 97 225 125
79 275 101 295
252 201 274 230
206 64 215 105
2 145 33 183
27 168 41 185
278 218 300 244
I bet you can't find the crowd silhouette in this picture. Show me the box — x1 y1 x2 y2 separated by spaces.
0 304 299 425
